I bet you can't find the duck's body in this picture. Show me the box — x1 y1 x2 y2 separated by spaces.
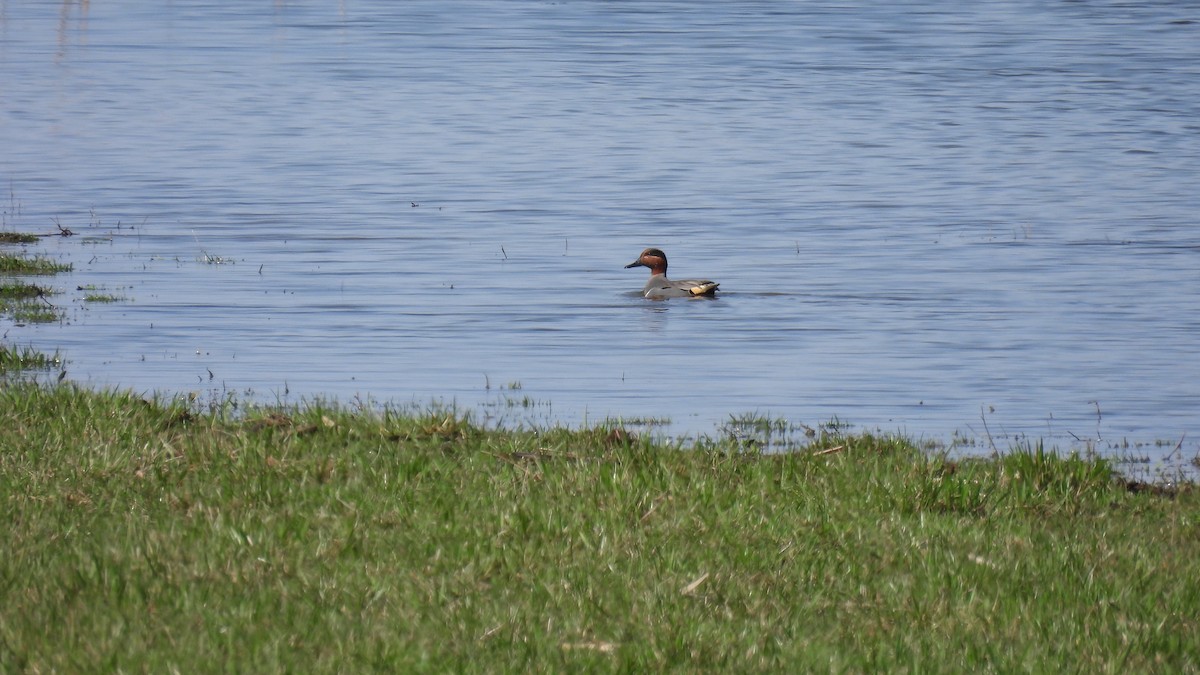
625 248 719 299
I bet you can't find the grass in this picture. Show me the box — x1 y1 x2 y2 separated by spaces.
0 343 62 371
0 232 39 244
0 252 71 275
0 281 59 324
1 382 1197 672
0 235 70 322
0 230 91 324
0 281 51 300
77 283 129 304
2 303 59 323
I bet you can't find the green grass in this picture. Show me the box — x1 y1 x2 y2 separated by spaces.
0 282 60 323
3 304 60 323
0 344 62 371
0 281 51 300
0 252 71 275
1 382 1197 672
0 235 69 322
77 284 129 304
0 232 40 245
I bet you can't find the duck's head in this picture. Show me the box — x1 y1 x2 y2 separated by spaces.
625 248 668 275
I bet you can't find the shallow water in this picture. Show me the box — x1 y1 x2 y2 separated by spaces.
2 1 1198 478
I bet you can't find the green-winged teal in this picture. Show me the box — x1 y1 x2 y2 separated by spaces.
625 248 719 299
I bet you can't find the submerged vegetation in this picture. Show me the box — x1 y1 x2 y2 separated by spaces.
0 257 63 324
1 382 1197 672
0 232 39 245
82 293 123 303
77 283 129 304
1 221 128 329
0 343 62 371
0 251 71 275
1 228 69 325
0 280 51 300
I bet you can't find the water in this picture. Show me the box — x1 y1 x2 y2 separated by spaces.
3 1 1198 478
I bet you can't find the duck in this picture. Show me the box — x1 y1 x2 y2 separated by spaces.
625 247 719 299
